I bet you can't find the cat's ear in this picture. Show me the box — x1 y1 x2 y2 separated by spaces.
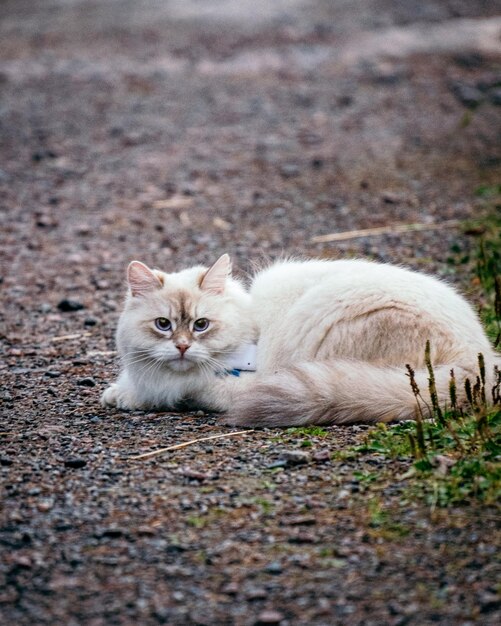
200 253 231 294
127 261 163 297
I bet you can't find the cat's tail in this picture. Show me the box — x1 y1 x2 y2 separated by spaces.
224 357 498 427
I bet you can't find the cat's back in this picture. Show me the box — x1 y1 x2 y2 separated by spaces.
250 257 478 328
250 258 490 363
251 258 443 301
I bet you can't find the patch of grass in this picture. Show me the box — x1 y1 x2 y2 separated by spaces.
321 557 347 568
299 439 313 448
271 426 330 449
474 184 501 198
260 479 277 492
254 496 275 515
286 426 329 437
331 449 357 462
186 507 227 529
359 361 500 508
367 497 387 526
365 497 411 539
359 397 500 507
355 422 416 458
187 515 207 529
352 469 379 484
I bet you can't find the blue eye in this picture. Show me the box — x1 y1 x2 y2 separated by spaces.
155 317 172 332
193 318 210 332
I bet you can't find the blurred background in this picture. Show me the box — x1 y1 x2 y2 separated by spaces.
1 1 500 286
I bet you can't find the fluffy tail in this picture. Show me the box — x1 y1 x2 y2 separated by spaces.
224 358 494 427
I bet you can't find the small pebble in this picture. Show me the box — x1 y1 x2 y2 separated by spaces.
451 82 484 108
64 458 87 469
255 609 285 624
264 561 282 575
287 531 316 544
101 527 125 538
57 298 85 312
280 163 300 178
280 514 316 526
313 449 330 463
479 592 500 612
75 224 91 236
37 499 53 512
266 460 288 469
181 468 211 481
381 191 402 204
77 377 96 387
246 588 268 601
489 88 501 106
222 581 239 595
13 555 32 569
45 370 62 378
279 450 309 466
32 149 57 162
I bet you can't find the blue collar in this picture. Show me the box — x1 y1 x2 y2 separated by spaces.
216 368 241 377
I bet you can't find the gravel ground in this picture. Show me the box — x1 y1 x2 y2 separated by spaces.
1 1 500 625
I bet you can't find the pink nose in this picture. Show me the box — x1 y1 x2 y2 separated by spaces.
176 344 189 356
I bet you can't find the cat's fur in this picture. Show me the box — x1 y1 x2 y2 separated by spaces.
102 254 500 426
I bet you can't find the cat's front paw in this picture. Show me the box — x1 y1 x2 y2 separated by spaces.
101 383 140 411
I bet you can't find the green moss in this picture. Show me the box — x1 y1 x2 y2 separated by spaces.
286 426 329 437
253 497 275 515
359 407 500 506
366 497 411 539
474 184 501 198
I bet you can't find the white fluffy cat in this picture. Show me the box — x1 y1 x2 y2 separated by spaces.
101 254 499 426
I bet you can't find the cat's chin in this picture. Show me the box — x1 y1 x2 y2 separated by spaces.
167 358 198 373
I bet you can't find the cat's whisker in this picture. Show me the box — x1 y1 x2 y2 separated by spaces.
122 359 160 372
198 360 220 382
135 361 165 384
120 348 152 358
121 355 154 367
200 355 227 374
120 349 155 366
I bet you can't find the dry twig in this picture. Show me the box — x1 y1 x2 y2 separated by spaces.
126 430 255 460
50 332 91 343
311 219 461 243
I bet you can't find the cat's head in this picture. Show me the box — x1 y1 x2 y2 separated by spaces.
117 254 253 374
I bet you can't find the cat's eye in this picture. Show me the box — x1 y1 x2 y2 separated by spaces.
193 318 210 332
154 317 172 332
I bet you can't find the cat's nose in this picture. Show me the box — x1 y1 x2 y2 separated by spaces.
176 343 190 356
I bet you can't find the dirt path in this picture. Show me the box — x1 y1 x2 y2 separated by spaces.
1 1 500 624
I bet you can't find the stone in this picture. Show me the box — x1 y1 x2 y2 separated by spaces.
279 450 309 465
451 82 484 108
64 458 87 469
77 377 96 387
255 609 285 624
57 298 85 312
